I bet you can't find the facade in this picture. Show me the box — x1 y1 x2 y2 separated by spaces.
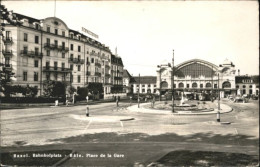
132 76 157 94
110 54 124 93
1 11 124 96
157 59 237 98
235 75 259 96
122 69 134 93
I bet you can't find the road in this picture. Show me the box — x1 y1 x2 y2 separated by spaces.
1 99 259 166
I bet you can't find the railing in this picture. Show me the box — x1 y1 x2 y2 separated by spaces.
3 36 13 44
86 71 91 76
20 50 43 58
69 58 84 64
3 64 12 71
95 62 101 68
58 46 69 52
44 43 59 50
43 66 72 73
90 52 99 57
95 72 101 77
2 50 13 56
114 76 122 80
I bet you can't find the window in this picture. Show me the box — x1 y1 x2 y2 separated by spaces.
70 34 73 38
142 85 145 87
46 74 50 80
23 71 27 81
200 84 203 88
236 85 239 89
78 55 81 60
148 84 151 87
214 84 217 88
23 46 28 54
70 44 73 50
47 50 50 56
70 64 73 70
24 33 28 41
243 85 246 88
46 62 50 69
54 40 58 47
78 75 81 83
6 31 11 38
70 74 73 83
62 53 65 58
206 83 211 88
78 46 81 52
55 29 58 35
142 89 145 93
154 85 156 87
186 84 190 88
47 38 50 44
91 58 94 63
249 85 252 88
78 36 81 40
35 36 39 44
54 62 58 70
62 63 65 71
62 31 65 37
34 72 38 81
78 65 81 71
62 42 65 49
35 24 40 30
70 54 73 60
35 48 39 55
34 60 38 67
47 26 50 32
54 73 58 81
137 85 139 87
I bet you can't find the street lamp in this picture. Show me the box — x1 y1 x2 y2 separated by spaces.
217 72 221 122
138 73 140 108
172 49 175 113
157 65 162 101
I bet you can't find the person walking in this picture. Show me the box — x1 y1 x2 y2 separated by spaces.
86 104 89 117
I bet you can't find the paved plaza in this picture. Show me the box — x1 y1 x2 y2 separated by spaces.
1 99 259 166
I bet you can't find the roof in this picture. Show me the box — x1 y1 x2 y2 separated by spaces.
235 75 259 84
131 76 157 84
123 69 132 78
13 13 41 24
111 54 124 66
175 59 219 71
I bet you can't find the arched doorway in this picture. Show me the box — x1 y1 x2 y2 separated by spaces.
222 81 231 88
161 81 168 89
206 83 212 88
192 83 198 88
178 82 184 88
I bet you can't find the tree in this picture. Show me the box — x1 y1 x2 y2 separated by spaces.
0 69 15 97
43 80 66 97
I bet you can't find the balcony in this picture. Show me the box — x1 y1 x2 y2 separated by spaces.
95 62 101 68
95 72 101 77
43 66 72 73
101 55 109 61
86 71 91 76
58 46 69 52
2 50 13 57
105 73 111 77
3 36 13 44
69 58 84 64
114 76 123 80
44 43 59 50
90 52 100 57
20 50 43 58
3 64 12 71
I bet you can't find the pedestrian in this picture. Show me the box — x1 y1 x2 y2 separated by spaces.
116 96 119 107
66 94 69 107
86 105 89 117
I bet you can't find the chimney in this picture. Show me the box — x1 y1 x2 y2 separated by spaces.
238 69 240 76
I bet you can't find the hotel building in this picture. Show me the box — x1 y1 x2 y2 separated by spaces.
1 11 124 96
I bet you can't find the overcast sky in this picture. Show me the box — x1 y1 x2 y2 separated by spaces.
3 1 259 76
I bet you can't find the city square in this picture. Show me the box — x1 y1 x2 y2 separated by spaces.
0 1 259 166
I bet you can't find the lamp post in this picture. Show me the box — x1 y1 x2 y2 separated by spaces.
172 49 175 113
138 73 140 108
157 65 162 101
217 72 220 122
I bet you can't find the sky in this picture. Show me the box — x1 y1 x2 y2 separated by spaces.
2 1 259 76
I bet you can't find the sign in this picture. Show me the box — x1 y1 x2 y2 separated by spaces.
82 27 99 39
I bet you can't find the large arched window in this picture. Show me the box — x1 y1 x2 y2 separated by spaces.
178 82 184 88
192 83 198 88
222 81 231 88
161 81 168 89
206 83 211 88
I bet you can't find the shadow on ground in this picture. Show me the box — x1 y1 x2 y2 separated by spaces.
151 150 259 166
48 132 259 146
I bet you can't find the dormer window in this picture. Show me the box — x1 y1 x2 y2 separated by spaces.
62 31 65 37
55 29 58 35
70 33 74 39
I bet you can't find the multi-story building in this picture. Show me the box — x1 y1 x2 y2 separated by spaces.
235 75 259 96
1 11 124 96
156 58 237 98
110 54 124 93
123 69 133 93
132 76 157 94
